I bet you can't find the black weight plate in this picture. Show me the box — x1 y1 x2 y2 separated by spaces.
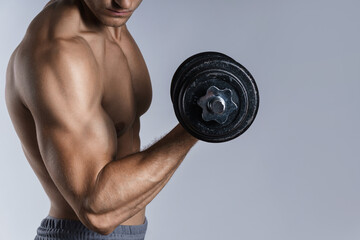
171 52 259 142
171 52 233 103
172 53 258 142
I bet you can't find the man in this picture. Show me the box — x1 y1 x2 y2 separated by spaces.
5 0 197 239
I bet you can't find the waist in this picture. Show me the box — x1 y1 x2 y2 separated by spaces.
35 215 148 240
49 205 146 225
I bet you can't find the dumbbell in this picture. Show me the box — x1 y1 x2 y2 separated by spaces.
171 52 259 143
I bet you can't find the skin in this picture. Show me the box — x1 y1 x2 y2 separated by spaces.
5 0 197 235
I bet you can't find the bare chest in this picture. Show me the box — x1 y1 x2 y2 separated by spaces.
91 38 152 136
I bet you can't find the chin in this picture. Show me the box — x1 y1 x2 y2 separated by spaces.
99 16 129 27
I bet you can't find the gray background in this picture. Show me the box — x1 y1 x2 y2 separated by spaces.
1 0 359 239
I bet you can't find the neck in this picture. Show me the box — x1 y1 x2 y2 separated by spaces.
77 0 124 40
106 26 124 40
76 0 102 29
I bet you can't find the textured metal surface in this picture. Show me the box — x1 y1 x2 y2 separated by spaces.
197 86 238 124
171 52 259 142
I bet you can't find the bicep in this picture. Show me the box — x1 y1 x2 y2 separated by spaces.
35 105 117 212
25 40 117 214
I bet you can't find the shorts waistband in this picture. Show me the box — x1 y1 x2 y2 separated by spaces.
35 215 148 240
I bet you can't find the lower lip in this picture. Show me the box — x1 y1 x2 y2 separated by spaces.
106 9 132 17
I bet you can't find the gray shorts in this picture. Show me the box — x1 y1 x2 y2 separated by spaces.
34 216 148 240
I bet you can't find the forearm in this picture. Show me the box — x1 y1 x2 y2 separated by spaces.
83 124 197 230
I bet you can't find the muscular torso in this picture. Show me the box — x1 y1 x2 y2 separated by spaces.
5 0 151 225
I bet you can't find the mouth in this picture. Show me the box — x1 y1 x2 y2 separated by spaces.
106 8 133 17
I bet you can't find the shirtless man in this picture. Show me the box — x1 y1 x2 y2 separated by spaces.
5 0 197 239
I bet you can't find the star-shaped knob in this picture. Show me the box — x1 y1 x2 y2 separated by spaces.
197 86 238 124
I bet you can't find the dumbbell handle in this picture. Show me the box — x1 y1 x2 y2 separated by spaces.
197 86 238 124
208 96 226 114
